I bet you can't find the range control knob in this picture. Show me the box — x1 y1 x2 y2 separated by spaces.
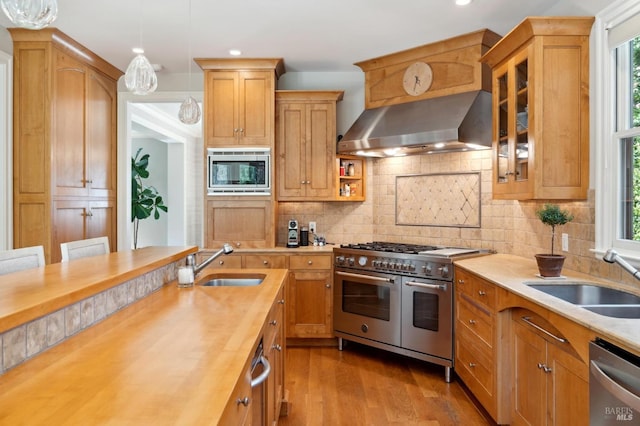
438 265 450 278
335 255 345 265
423 264 432 275
347 257 355 266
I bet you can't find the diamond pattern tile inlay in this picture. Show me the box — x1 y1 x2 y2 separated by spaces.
396 172 481 227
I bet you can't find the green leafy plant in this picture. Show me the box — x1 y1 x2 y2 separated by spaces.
535 203 574 255
131 147 168 249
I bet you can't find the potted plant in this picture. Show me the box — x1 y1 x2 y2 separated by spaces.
131 147 168 249
535 203 574 277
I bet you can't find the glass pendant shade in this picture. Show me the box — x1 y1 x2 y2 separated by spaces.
179 95 201 125
124 53 158 95
1 0 57 29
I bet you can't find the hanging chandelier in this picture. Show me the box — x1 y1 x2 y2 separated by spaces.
0 0 58 29
178 0 201 124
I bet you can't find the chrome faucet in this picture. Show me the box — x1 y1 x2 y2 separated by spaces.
186 243 234 277
603 248 640 280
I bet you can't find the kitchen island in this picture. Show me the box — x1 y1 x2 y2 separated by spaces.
0 246 288 425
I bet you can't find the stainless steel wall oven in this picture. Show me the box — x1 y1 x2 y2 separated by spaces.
334 242 485 382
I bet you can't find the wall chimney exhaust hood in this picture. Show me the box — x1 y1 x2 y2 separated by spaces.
337 90 492 157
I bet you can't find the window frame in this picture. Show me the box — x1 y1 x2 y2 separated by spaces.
594 0 640 264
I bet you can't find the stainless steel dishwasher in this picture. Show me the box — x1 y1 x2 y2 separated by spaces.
590 338 640 425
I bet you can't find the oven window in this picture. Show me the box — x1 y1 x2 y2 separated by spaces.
342 280 390 321
413 292 439 331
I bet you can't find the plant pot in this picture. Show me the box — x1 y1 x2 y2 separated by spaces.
534 254 566 277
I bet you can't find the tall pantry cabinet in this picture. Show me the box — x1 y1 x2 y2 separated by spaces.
10 29 122 263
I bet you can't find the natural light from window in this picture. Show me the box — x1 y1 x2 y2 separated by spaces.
595 0 640 262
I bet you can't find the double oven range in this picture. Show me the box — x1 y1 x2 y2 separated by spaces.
333 242 487 382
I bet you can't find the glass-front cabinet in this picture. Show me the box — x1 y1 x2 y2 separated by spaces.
482 17 593 200
493 48 531 198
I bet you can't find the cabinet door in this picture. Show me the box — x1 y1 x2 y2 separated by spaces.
205 71 239 146
305 103 335 199
86 200 116 248
52 200 88 263
238 71 273 146
547 343 589 426
53 51 88 197
512 319 546 426
206 199 275 249
86 70 117 198
286 271 332 338
276 102 305 198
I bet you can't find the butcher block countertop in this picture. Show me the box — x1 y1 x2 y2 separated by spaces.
0 247 288 425
454 253 640 355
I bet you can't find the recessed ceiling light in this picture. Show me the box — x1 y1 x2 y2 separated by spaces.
229 49 242 56
455 0 472 5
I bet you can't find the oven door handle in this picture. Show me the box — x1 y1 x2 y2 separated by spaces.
405 281 447 291
335 271 394 283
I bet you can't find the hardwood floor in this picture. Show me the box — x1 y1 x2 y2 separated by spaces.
278 342 493 426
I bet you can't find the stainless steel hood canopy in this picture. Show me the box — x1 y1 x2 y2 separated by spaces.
337 90 492 157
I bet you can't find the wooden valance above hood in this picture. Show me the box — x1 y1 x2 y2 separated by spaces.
354 28 502 109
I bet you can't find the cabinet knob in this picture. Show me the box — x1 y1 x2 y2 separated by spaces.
263 260 269 265
272 344 282 352
300 180 305 184
236 397 249 406
469 319 476 325
278 299 285 305
270 320 277 326
469 362 476 368
325 283 331 288
457 279 464 284
235 242 241 247
537 363 552 373
307 260 313 265
478 290 486 296
218 260 224 265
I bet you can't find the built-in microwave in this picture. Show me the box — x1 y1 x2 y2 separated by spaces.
207 148 271 195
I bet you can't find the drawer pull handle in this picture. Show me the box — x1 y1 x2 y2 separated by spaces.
522 316 566 343
469 319 476 325
478 290 486 296
237 397 249 406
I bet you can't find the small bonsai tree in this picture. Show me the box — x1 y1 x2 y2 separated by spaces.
535 203 574 255
131 147 168 249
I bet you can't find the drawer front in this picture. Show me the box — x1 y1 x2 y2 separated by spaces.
219 362 252 426
243 255 287 269
455 268 496 310
289 255 332 270
456 295 493 348
455 327 495 410
196 253 243 269
265 287 285 347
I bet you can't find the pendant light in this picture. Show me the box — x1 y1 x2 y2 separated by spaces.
124 0 157 95
178 0 201 124
0 0 58 29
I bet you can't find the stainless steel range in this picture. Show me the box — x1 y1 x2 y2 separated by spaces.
333 241 487 382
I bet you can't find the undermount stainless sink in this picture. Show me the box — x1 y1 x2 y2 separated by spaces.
524 282 640 319
199 274 265 287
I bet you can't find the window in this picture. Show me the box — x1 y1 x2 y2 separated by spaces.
595 0 640 262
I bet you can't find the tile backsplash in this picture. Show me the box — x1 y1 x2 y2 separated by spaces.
278 149 634 290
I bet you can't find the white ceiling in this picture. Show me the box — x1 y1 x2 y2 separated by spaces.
0 0 611 74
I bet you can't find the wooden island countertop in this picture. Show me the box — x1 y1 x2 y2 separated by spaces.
0 247 289 425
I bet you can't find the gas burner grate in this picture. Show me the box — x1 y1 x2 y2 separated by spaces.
340 241 440 254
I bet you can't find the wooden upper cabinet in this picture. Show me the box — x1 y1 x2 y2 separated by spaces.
196 58 285 147
480 17 594 200
10 28 122 263
275 91 344 201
